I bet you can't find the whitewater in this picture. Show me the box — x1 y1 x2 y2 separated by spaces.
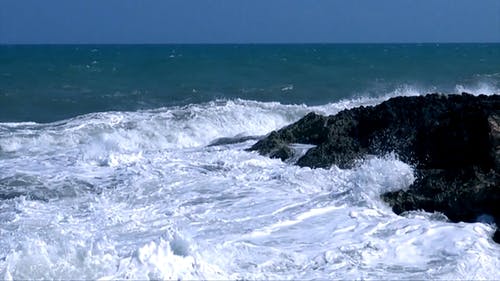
1 89 499 280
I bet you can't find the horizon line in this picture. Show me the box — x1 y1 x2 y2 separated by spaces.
2 41 500 46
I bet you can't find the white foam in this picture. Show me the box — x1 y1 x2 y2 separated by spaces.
455 83 500 95
100 238 227 280
0 230 226 280
0 100 306 155
1 96 500 280
245 204 345 238
0 96 418 170
307 84 424 116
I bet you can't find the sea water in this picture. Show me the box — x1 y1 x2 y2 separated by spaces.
0 44 499 279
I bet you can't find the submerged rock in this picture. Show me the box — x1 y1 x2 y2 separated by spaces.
249 93 500 242
208 135 260 147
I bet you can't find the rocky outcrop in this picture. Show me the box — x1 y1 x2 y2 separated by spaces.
249 93 500 242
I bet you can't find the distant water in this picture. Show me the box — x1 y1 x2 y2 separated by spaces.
1 44 500 122
0 44 499 280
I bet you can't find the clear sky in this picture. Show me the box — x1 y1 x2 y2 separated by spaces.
1 0 499 44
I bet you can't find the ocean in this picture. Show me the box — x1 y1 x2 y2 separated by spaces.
0 44 499 279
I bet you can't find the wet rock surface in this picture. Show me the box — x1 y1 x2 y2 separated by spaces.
249 93 500 242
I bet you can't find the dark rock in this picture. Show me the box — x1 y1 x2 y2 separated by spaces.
489 114 500 171
252 93 499 170
249 93 500 243
494 229 500 244
381 168 499 223
208 135 260 147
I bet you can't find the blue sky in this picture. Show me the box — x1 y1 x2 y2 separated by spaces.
1 0 499 44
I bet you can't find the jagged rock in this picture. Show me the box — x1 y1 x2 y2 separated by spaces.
249 93 500 243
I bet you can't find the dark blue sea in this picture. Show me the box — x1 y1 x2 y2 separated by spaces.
0 44 499 279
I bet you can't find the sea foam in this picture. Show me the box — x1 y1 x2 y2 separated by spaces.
1 96 499 280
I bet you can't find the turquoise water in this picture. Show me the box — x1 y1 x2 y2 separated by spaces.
1 44 499 122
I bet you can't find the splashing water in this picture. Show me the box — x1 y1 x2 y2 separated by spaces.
1 97 499 280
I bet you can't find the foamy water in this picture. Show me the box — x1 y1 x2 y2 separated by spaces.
1 94 499 280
